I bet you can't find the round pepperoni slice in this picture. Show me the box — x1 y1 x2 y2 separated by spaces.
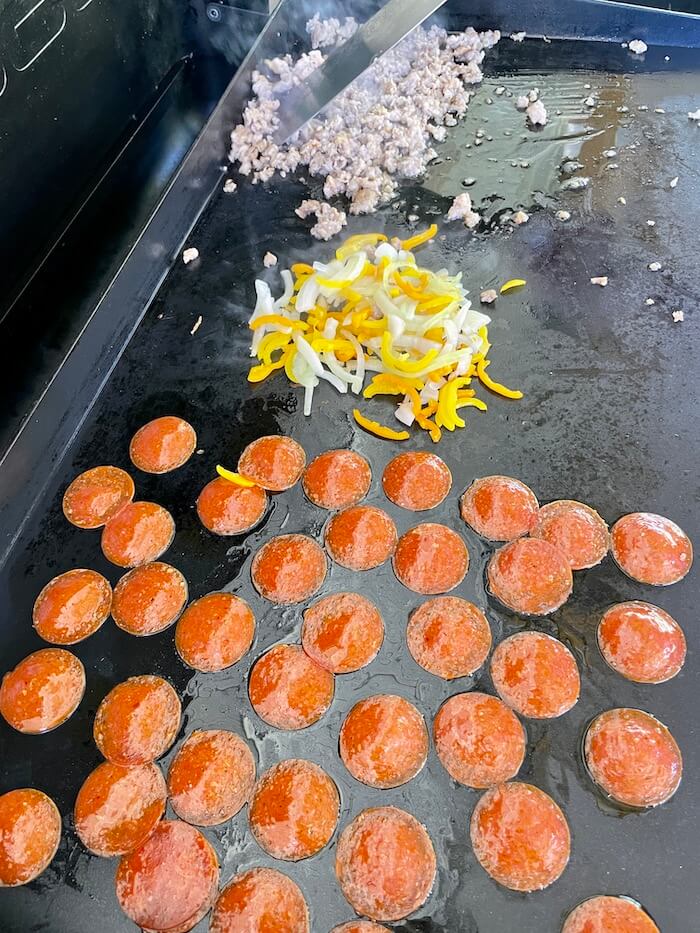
251 534 326 604
0 648 85 734
332 924 391 933
303 449 372 509
532 500 609 570
325 506 397 571
101 501 175 568
611 512 693 586
249 644 334 730
168 730 255 826
32 568 112 645
112 562 188 636
116 820 218 933
598 601 686 684
562 895 660 933
196 477 267 536
487 537 573 615
175 593 255 673
63 465 135 529
74 761 166 857
460 475 539 541
0 789 61 886
382 452 452 511
94 675 181 765
210 867 309 933
433 692 526 788
335 806 436 922
491 632 580 719
407 597 491 679
249 759 340 860
238 435 306 491
583 708 682 808
129 416 196 474
393 523 469 595
339 694 429 789
301 593 384 674
470 782 570 891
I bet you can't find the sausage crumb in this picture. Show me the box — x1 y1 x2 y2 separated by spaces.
526 99 547 126
295 199 347 240
672 310 684 322
447 193 480 228
590 276 608 287
512 210 529 225
480 289 498 304
555 210 571 221
689 109 700 122
223 179 237 193
263 251 278 268
647 220 656 227
645 298 655 305
182 247 199 265
628 39 648 55
648 261 662 271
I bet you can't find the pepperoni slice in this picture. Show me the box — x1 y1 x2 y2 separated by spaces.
101 501 175 568
460 475 539 541
238 435 306 491
532 500 609 570
303 449 372 509
335 806 436 922
63 465 135 529
210 867 309 933
470 782 570 892
129 416 197 474
196 477 267 536
301 593 384 674
74 762 166 857
490 632 580 719
562 895 660 933
116 820 218 933
339 694 429 789
407 597 491 679
583 708 682 808
487 537 573 615
249 644 334 730
175 593 255 673
331 924 391 933
611 512 693 585
0 789 61 886
433 692 526 788
32 568 112 645
325 505 397 571
112 562 188 636
251 534 327 604
382 452 452 511
94 675 181 765
249 759 340 860
598 601 686 684
393 523 469 595
0 648 85 734
167 730 255 826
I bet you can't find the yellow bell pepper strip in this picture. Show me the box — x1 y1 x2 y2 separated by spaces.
249 315 308 332
335 233 387 261
500 278 527 294
216 465 257 487
402 223 438 251
381 332 439 374
476 359 524 399
258 332 292 364
247 349 289 381
364 374 424 395
353 409 409 441
415 400 441 442
394 271 426 301
291 263 314 277
316 275 355 290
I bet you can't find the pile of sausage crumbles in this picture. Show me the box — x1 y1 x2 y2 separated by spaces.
0 418 691 933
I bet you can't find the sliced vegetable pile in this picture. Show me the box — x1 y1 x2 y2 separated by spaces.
247 225 523 442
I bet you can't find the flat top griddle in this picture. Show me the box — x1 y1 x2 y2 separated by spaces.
1 28 699 933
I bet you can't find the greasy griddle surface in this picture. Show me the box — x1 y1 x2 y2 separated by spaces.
1 40 699 933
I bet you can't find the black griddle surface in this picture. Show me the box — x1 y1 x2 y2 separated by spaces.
1 39 699 933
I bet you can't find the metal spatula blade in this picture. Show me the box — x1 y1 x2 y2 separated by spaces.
271 0 449 145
